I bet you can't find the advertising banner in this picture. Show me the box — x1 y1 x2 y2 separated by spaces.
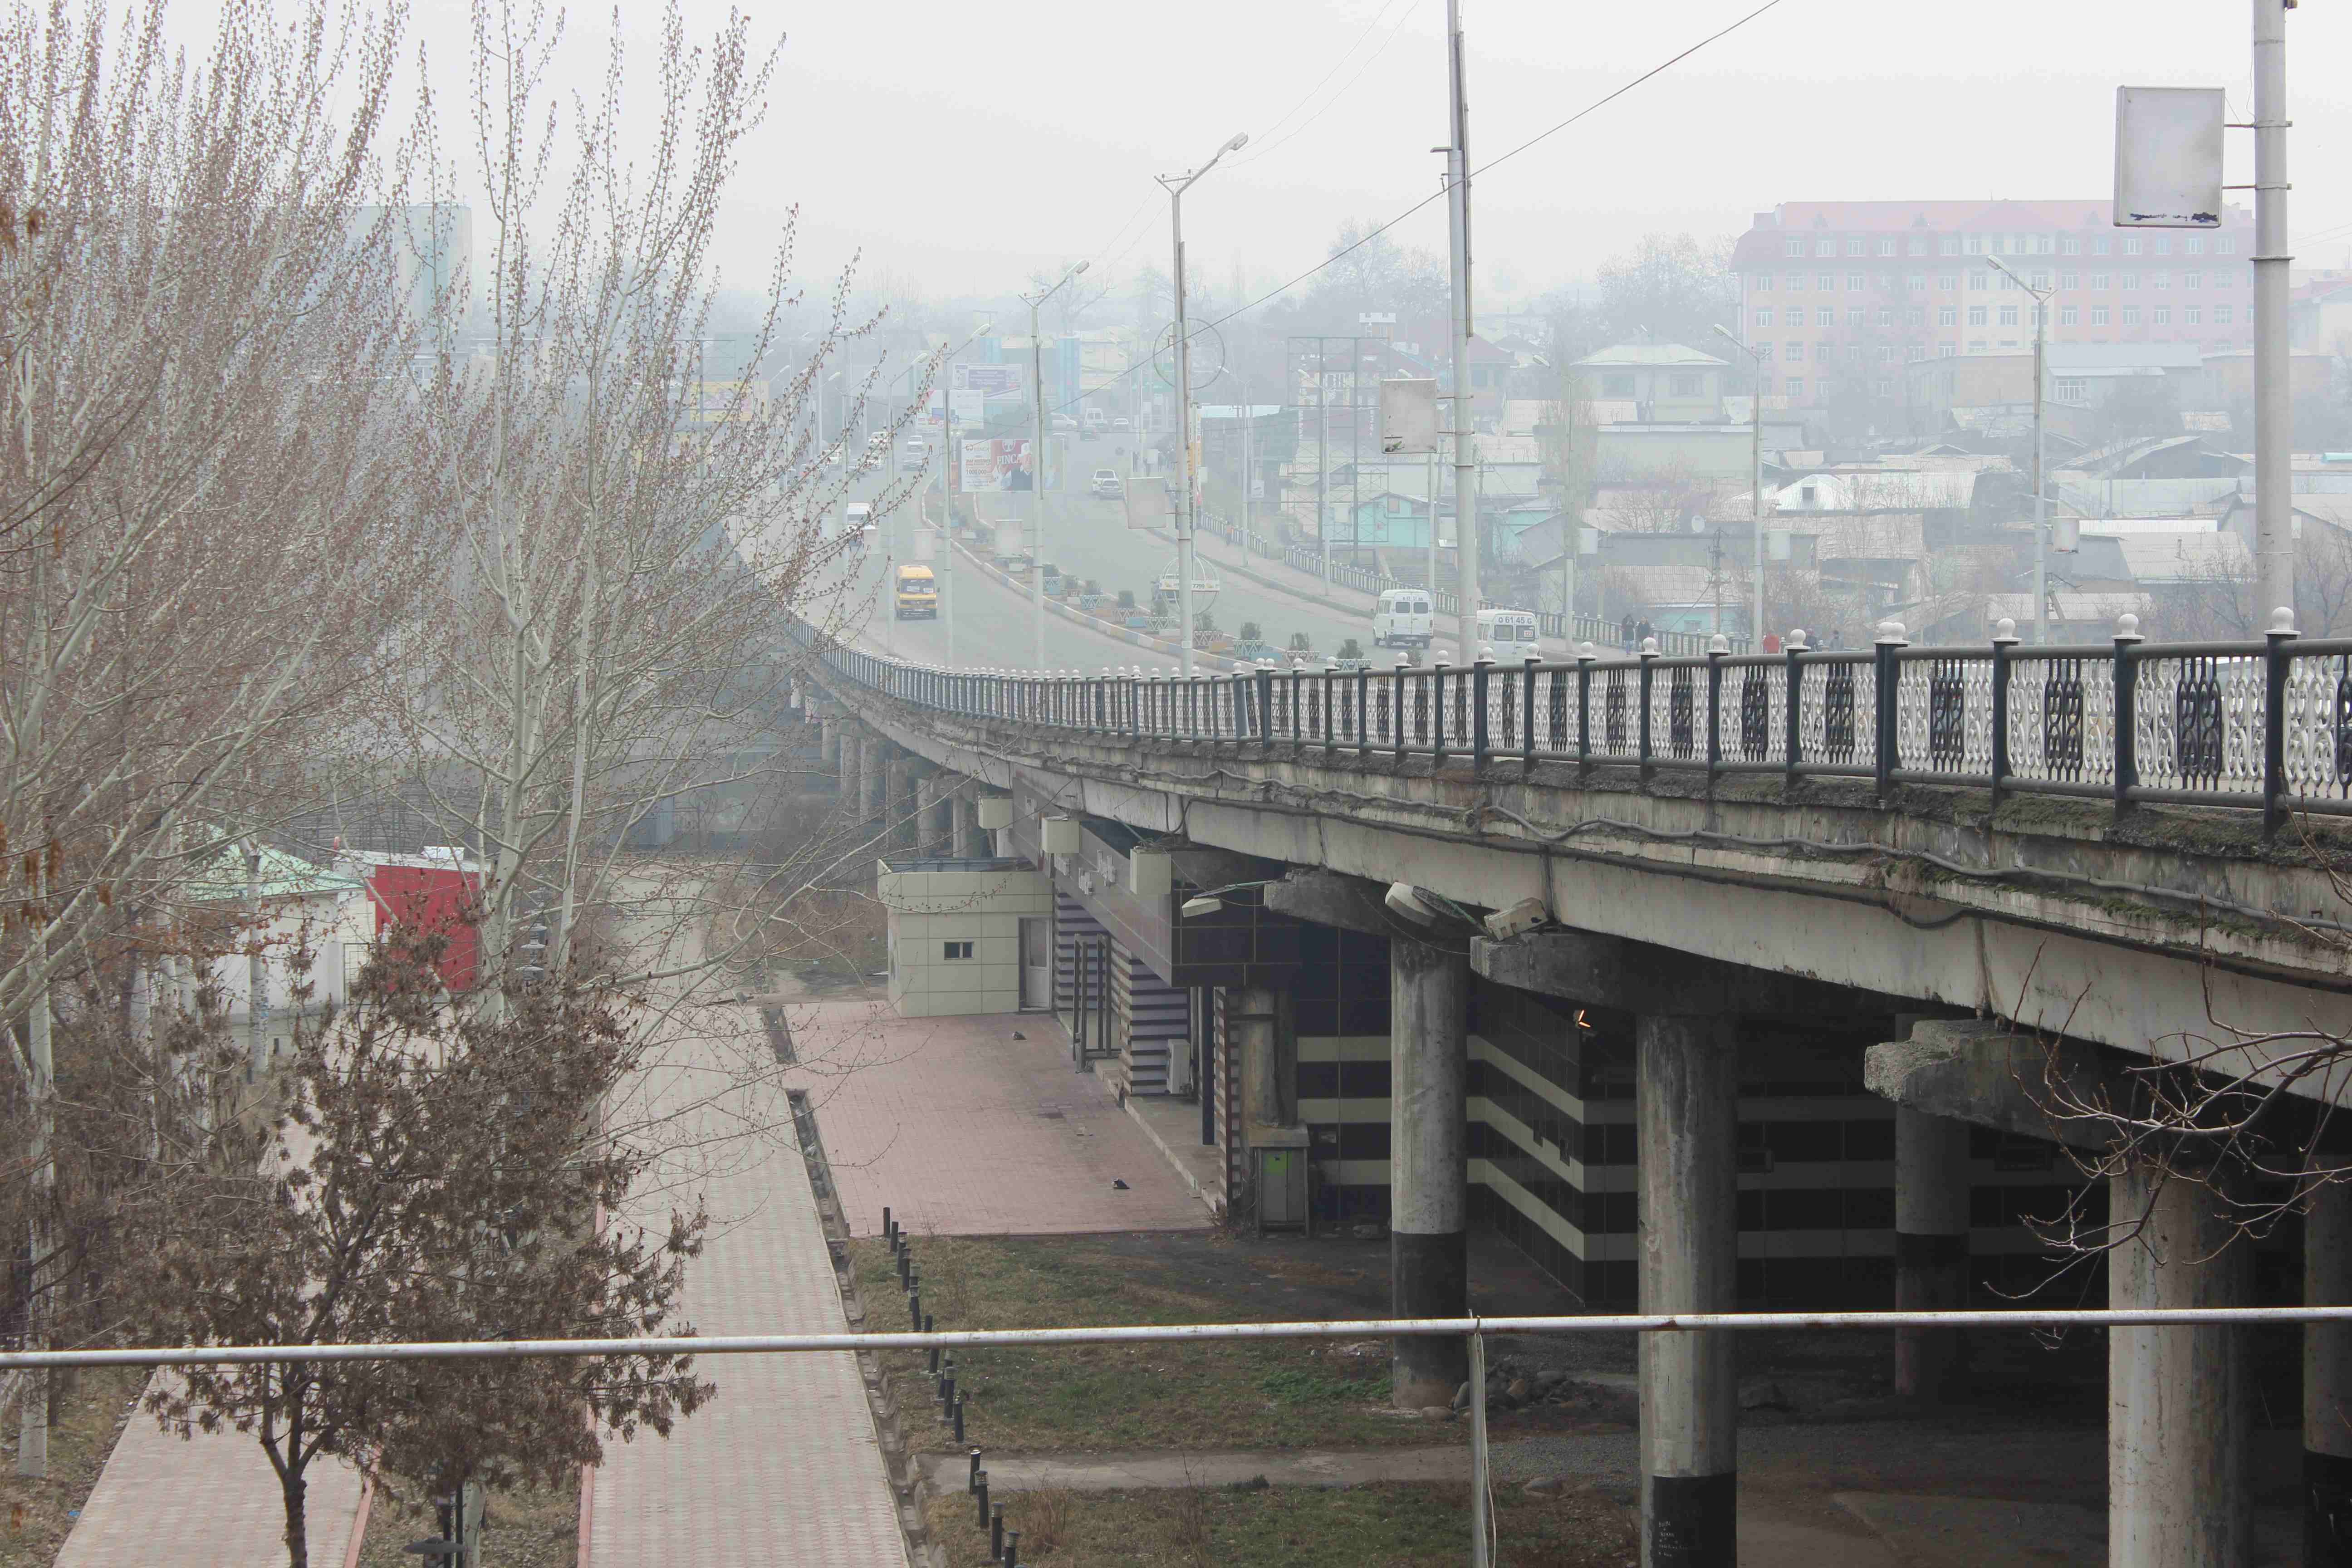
954 363 1026 395
949 388 987 422
958 437 1034 494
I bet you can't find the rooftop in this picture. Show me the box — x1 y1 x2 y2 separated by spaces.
1573 342 1727 369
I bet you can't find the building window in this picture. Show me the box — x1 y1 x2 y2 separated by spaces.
1990 235 2009 255
1786 376 1804 397
1784 237 1806 257
943 941 973 960
1936 273 1956 291
1939 342 1956 358
2123 272 2141 290
1999 304 2019 326
2061 304 2079 325
2184 306 2202 325
2030 270 2050 291
2185 270 2202 289
2124 235 2143 255
1784 342 1803 361
1817 272 1835 290
1817 306 1835 327
1968 271 1987 291
1846 345 1863 362
1939 235 1960 256
1670 373 1703 396
1906 344 1924 361
1876 345 1894 363
1847 272 1866 290
2095 235 2113 255
1967 304 1987 326
1877 237 1896 256
2123 305 2141 326
2187 235 2205 255
1876 307 1893 326
1938 304 1957 327
2153 235 2171 255
2219 270 2239 289
1754 308 1773 327
1968 338 1988 353
1816 239 1836 257
2217 235 2237 255
1907 306 1924 326
1817 343 1833 360
1847 237 1865 255
1786 272 1805 291
2092 304 2111 325
2063 235 2082 255
2091 272 2110 290
1907 273 1926 293
2216 303 2234 324
1965 234 1985 254
1873 378 1894 396
1602 373 1636 397
1995 272 2016 291
2054 377 2088 404
2060 272 2078 291
2153 271 2170 290
2153 305 2171 325
1847 307 1865 326
1753 273 1774 291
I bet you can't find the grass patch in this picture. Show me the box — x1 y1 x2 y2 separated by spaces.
856 1235 1444 1455
926 1480 1637 1568
0 1365 148 1568
355 1470 577 1568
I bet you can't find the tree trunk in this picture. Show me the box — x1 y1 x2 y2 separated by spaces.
279 1461 309 1568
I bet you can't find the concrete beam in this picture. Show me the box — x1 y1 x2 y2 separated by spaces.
1262 869 1415 937
1473 927 1888 1019
1862 1019 2123 1152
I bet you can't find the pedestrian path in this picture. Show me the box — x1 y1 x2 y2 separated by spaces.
55 1377 365 1568
588 992 906 1568
783 1002 1210 1239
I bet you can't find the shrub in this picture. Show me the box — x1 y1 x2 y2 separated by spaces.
1287 632 1311 652
1239 621 1262 643
1338 637 1363 661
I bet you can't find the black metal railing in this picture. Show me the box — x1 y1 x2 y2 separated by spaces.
816 613 2344 834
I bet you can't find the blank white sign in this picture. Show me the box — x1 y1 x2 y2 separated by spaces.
2114 86 2224 228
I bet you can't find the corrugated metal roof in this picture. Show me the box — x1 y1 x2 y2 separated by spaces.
1573 342 1727 368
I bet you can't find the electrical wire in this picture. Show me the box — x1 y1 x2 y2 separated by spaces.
1226 0 1417 171
1041 0 1793 418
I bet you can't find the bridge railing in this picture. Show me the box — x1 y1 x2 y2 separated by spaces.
817 610 2350 834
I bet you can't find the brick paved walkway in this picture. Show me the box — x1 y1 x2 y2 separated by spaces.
588 994 906 1568
55 1378 364 1568
783 1002 1211 1239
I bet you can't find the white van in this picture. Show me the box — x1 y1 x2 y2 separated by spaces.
1477 607 1540 653
1372 588 1433 649
900 437 928 473
844 501 874 542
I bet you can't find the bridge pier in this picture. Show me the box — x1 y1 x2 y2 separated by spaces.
884 752 920 853
1390 931 1471 1412
1637 1008 1739 1568
857 732 884 823
2309 1181 2352 1567
1892 1017 1973 1401
1865 1022 2255 1568
919 774 956 856
818 715 840 770
948 782 981 859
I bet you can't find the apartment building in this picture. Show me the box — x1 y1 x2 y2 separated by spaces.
1730 200 2257 413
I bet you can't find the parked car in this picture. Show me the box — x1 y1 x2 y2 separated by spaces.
1089 469 1124 500
1051 413 1078 432
1111 416 1133 433
1078 425 1099 442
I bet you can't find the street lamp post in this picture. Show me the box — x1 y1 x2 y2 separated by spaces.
1021 263 1089 671
1986 254 2053 645
1712 324 1769 647
1158 131 1250 679
934 318 996 673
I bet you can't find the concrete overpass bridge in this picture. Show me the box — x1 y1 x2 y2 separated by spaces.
795 614 2352 1568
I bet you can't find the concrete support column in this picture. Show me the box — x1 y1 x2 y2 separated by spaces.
2109 1162 2250 1568
1232 983 1283 1133
1637 1011 1739 1568
911 773 939 854
856 734 884 821
2310 1181 2352 1566
883 754 918 853
1390 935 1470 1412
949 787 980 859
838 723 862 805
819 715 840 769
923 774 958 855
1893 1102 1973 1401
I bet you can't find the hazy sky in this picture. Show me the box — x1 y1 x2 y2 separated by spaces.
393 0 2352 312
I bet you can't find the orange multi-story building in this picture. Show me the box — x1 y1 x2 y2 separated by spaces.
1729 200 2257 413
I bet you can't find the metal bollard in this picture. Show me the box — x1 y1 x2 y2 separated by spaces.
953 1391 966 1444
882 1206 893 1246
909 1288 922 1333
968 1446 982 1494
898 1246 911 1287
987 1497 1001 1558
941 1362 956 1420
1004 1528 1019 1568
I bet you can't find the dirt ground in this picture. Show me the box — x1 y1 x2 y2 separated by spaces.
354 1470 577 1568
0 1366 147 1568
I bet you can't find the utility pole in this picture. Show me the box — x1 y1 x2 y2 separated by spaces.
1159 132 1250 679
1440 0 1480 660
1988 255 2053 645
1024 264 1088 671
1714 327 1769 645
2253 0 2293 623
936 318 994 671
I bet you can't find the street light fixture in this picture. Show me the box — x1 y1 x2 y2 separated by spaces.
1157 132 1249 679
1020 262 1089 672
1985 253 2055 646
1711 323 1769 648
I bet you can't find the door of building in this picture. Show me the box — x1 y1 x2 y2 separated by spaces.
1018 917 1049 1010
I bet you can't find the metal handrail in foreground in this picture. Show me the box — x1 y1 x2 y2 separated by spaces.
10 1305 2352 1370
812 609 2352 834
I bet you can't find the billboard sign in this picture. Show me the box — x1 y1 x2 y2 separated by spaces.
1380 377 1440 454
2114 86 2224 228
950 387 987 422
955 363 1026 395
959 437 1034 494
